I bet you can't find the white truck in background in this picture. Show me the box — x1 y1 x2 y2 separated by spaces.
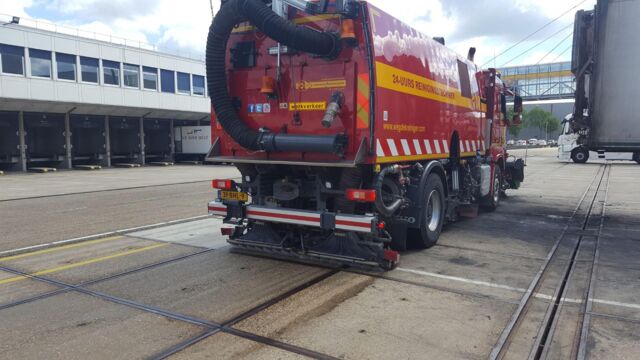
559 115 637 163
559 0 640 164
174 126 211 162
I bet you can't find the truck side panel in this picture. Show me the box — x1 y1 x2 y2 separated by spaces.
367 4 487 164
590 0 640 149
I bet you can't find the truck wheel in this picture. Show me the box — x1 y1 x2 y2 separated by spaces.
633 152 640 164
571 148 589 163
416 174 445 249
482 168 502 211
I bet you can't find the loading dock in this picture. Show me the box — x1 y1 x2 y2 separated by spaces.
24 113 66 169
70 115 107 167
143 118 173 163
1 113 205 172
109 117 142 166
0 111 20 171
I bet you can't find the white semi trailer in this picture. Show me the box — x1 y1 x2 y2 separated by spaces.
559 0 640 164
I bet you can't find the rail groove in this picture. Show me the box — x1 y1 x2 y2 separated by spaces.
489 164 608 360
0 260 341 360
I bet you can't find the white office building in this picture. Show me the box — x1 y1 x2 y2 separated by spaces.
0 19 209 171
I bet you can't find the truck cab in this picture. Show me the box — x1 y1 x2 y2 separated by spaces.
558 114 583 162
559 114 640 164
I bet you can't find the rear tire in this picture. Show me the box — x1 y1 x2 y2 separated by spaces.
571 148 589 163
633 152 640 164
482 168 502 211
416 174 445 249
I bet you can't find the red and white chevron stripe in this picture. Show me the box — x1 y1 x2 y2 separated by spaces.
376 138 485 158
208 201 376 234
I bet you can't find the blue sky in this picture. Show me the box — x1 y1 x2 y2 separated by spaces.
1 0 596 66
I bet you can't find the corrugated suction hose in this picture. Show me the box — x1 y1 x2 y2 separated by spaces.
206 0 343 152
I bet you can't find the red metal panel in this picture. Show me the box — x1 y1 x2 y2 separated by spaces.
210 2 507 165
367 3 487 164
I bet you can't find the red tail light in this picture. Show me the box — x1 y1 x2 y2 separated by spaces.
345 189 376 202
221 227 235 236
212 179 234 190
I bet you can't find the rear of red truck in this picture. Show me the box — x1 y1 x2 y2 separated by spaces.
206 0 525 270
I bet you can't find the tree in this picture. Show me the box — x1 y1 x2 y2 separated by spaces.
507 107 526 138
524 108 560 139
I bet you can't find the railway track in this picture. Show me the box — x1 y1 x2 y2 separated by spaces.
0 249 342 360
490 164 610 360
0 162 614 359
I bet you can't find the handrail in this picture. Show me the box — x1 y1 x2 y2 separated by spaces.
0 13 204 62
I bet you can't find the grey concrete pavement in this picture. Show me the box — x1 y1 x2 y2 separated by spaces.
170 333 306 360
0 165 239 201
234 272 515 360
129 218 228 249
0 148 638 359
0 292 203 360
0 235 202 285
88 250 330 324
0 182 216 252
0 269 58 307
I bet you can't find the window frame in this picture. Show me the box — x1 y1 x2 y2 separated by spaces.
192 74 205 96
55 53 77 82
29 48 52 79
0 44 25 76
177 72 191 95
160 69 175 94
123 63 140 89
80 56 100 84
102 59 121 87
142 66 158 91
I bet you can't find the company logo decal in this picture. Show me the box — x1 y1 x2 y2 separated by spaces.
289 102 327 111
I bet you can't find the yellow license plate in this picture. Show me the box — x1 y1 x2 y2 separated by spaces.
220 190 248 202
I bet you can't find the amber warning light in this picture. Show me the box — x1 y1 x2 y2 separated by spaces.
341 19 357 46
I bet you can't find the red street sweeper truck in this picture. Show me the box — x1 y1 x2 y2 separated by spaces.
205 0 525 270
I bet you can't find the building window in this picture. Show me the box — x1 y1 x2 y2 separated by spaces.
56 53 76 81
102 60 120 86
192 75 205 96
30 49 52 78
143 66 157 90
123 64 139 88
0 44 24 75
80 57 99 83
160 69 174 93
177 72 190 94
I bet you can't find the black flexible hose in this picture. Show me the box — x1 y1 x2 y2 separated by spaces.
206 0 341 151
374 166 404 217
